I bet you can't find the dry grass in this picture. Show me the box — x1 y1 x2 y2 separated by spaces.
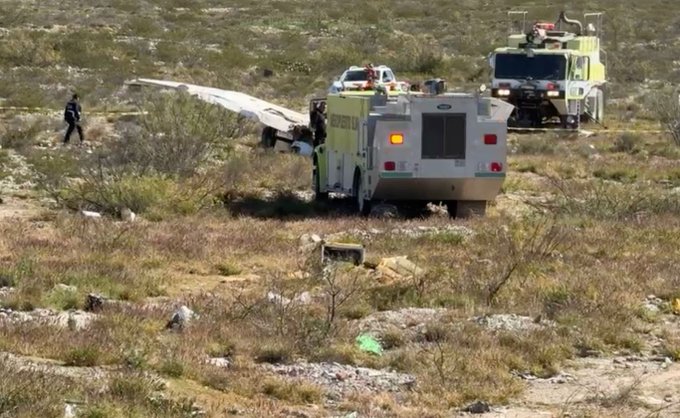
1 0 680 416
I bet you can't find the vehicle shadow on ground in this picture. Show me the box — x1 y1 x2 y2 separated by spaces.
222 191 439 221
222 192 359 220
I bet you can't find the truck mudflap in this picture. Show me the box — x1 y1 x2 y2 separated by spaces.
487 98 515 122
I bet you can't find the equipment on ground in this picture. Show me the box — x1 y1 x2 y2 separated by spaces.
312 89 514 217
489 11 606 129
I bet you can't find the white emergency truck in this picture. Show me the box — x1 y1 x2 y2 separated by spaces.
313 90 514 217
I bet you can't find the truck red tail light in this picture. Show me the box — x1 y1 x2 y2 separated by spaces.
484 134 497 145
384 161 395 171
490 162 503 172
546 82 557 90
389 132 404 145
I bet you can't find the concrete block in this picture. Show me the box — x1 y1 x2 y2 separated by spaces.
321 242 365 266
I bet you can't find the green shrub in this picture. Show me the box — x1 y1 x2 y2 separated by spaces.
64 346 101 367
261 378 322 403
57 174 215 219
254 343 292 364
612 133 641 154
159 359 185 378
215 262 241 276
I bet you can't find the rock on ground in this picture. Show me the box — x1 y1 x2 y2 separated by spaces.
375 256 425 282
0 351 108 385
0 308 96 330
262 361 416 400
353 308 447 342
166 305 196 329
642 294 666 314
0 150 35 193
472 314 555 333
0 287 15 299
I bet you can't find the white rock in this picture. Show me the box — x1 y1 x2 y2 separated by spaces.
299 233 323 252
208 357 231 368
54 283 77 293
472 314 554 332
166 305 196 329
64 403 78 418
80 210 101 219
296 291 312 304
120 207 136 222
267 291 291 305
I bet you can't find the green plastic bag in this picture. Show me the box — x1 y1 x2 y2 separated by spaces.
356 334 383 356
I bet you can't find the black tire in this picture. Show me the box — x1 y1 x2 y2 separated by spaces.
261 127 276 148
313 160 328 201
445 200 486 218
444 200 458 219
399 201 429 219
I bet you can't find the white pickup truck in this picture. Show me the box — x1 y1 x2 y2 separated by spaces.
328 65 410 94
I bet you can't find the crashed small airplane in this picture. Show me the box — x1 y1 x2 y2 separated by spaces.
126 78 315 156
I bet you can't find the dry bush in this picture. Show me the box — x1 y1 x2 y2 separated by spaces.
546 176 680 220
412 323 572 408
0 115 49 151
652 89 680 146
112 91 239 178
57 171 221 219
224 152 312 198
0 363 76 418
460 216 571 305
0 1 27 27
36 91 242 217
612 133 642 154
0 31 60 67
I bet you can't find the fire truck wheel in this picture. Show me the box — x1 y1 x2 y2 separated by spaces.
457 201 487 218
313 161 328 201
444 200 458 218
353 170 372 216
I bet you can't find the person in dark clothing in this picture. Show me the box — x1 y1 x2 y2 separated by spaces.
63 94 84 144
312 102 326 147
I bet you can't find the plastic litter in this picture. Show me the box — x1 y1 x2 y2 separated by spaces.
356 334 382 356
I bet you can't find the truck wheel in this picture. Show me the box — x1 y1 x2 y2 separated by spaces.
444 201 457 218
561 114 578 130
313 162 328 201
399 201 429 219
457 201 487 218
353 171 371 216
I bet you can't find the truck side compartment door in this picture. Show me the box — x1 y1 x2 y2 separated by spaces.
359 121 368 160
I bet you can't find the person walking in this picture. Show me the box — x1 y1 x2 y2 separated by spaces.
63 94 84 144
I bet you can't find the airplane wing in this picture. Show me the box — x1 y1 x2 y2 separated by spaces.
127 78 309 133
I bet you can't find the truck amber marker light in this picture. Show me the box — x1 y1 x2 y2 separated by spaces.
389 132 404 144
